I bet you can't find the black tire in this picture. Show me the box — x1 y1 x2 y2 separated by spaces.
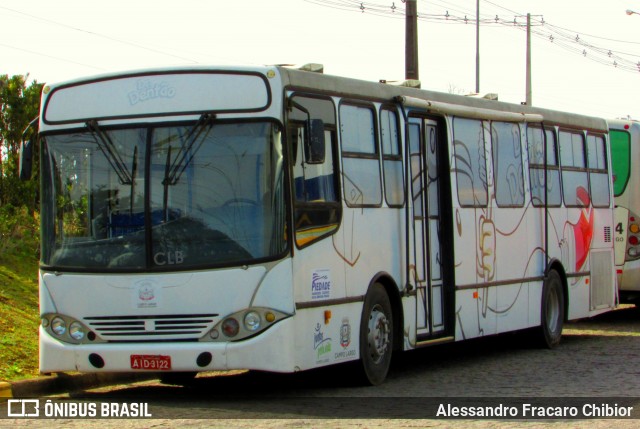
539 270 564 348
159 371 198 386
358 283 393 385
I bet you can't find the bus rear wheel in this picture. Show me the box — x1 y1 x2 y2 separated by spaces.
358 283 393 385
539 270 564 348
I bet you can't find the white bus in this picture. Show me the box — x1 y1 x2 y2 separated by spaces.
24 65 616 385
609 119 640 304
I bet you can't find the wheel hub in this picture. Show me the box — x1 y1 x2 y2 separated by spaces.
367 304 390 364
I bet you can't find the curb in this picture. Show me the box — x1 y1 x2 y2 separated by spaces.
0 373 160 398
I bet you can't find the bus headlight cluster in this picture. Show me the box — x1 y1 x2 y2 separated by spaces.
41 313 96 344
203 307 289 342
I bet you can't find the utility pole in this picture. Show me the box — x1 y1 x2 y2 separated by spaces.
525 13 532 106
475 0 480 94
405 0 419 80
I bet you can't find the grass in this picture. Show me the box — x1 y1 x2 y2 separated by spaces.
0 256 40 382
0 207 40 382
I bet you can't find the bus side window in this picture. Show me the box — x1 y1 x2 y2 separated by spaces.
492 121 524 207
587 134 610 208
453 117 488 207
289 124 336 202
527 126 561 207
610 129 631 197
380 107 404 207
287 94 341 248
559 130 589 207
340 103 382 207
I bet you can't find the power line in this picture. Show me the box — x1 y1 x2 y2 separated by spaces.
0 5 200 65
305 0 640 74
0 42 105 72
480 0 519 16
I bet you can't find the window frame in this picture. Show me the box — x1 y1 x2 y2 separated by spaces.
609 129 631 197
339 100 383 208
527 124 562 208
287 92 342 249
558 128 590 208
379 104 405 208
491 120 525 208
452 116 488 208
586 132 611 208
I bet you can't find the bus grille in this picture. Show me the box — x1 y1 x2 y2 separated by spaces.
83 314 218 341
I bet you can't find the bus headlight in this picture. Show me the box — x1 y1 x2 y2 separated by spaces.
69 322 86 341
202 307 290 342
244 311 261 331
51 317 67 336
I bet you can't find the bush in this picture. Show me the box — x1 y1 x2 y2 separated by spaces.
0 204 39 261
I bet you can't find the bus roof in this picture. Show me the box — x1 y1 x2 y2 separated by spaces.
278 65 608 133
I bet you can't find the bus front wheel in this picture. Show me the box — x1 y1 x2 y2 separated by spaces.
358 283 393 385
539 270 564 348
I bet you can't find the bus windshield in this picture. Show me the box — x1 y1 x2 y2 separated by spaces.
41 120 287 271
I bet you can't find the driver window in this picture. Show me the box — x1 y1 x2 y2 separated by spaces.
290 124 336 202
288 94 341 248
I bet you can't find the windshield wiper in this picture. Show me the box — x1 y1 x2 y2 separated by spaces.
164 113 215 186
86 120 133 185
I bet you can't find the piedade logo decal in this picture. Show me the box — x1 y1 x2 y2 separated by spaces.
311 269 331 300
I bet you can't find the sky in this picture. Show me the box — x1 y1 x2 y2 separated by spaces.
1 0 639 120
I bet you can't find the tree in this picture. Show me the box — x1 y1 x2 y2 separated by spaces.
0 74 43 211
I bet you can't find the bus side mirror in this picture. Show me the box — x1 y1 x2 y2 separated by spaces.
19 139 33 181
305 119 325 164
19 117 39 181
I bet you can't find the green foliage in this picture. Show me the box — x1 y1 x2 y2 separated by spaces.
0 74 43 211
0 204 39 258
0 74 43 381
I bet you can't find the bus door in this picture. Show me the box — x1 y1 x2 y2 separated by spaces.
407 117 452 342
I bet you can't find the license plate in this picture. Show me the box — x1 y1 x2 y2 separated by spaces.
130 354 171 370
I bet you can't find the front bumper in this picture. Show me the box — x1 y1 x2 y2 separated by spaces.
39 316 296 374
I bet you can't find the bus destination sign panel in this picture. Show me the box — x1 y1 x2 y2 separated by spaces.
43 71 271 124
